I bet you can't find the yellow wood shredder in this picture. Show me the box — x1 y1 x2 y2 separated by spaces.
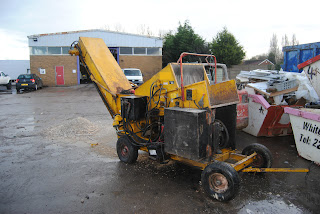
69 37 308 201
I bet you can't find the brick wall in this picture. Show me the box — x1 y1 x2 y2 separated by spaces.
30 55 162 86
30 55 78 86
119 55 162 81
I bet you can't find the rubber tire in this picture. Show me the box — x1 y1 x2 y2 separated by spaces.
16 87 20 93
201 161 240 201
6 82 11 90
116 136 138 163
242 143 273 168
213 119 230 149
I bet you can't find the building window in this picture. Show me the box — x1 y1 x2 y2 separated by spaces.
48 47 61 55
120 47 132 55
62 47 70 55
134 47 146 55
147 47 161 55
31 47 47 55
30 46 72 55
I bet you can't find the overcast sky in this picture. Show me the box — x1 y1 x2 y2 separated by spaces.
1 0 320 60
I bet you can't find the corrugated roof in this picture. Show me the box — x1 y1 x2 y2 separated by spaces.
28 29 161 40
27 29 163 48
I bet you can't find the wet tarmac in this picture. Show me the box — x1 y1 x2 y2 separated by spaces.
0 84 319 213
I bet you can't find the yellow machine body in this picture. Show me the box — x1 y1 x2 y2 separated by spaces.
79 37 132 95
70 37 308 202
73 37 132 117
73 37 239 125
135 63 239 111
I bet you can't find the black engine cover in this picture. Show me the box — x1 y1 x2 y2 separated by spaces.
121 95 147 121
164 107 209 161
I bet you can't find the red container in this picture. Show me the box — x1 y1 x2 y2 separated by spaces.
243 94 302 137
236 89 249 130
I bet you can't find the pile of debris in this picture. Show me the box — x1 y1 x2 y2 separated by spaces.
237 69 319 105
45 117 99 139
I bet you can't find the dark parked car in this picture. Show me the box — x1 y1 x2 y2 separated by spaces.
16 74 43 93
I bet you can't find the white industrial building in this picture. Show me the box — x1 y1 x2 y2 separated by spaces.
27 29 163 86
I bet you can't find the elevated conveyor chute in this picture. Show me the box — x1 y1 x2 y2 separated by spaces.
78 37 132 95
71 37 132 118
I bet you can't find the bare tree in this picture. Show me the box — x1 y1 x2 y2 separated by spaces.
137 24 154 36
269 34 281 64
146 26 153 36
250 53 268 60
158 29 169 38
137 24 146 35
282 34 299 47
282 34 290 47
114 23 125 32
292 34 299 46
101 25 110 31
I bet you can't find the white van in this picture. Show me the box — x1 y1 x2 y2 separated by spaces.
122 68 143 86
0 71 11 89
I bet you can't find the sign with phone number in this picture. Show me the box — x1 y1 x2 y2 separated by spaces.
290 116 320 165
299 134 320 150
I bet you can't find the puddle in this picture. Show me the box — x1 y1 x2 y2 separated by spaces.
238 199 305 214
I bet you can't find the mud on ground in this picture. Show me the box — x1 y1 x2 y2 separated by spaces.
0 84 319 214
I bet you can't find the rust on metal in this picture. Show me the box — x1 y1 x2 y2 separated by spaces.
208 79 239 108
237 117 249 130
211 149 246 162
169 154 207 170
209 173 229 192
242 167 309 173
231 152 256 171
229 153 247 161
213 151 232 162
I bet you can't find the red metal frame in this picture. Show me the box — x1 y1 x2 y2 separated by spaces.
297 54 320 69
177 52 217 101
257 105 292 137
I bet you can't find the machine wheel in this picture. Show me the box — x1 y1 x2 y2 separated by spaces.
201 161 240 201
116 136 138 163
214 119 229 148
242 143 273 168
16 87 20 93
6 82 11 90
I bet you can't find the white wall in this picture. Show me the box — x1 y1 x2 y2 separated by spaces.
0 60 30 80
28 30 163 48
